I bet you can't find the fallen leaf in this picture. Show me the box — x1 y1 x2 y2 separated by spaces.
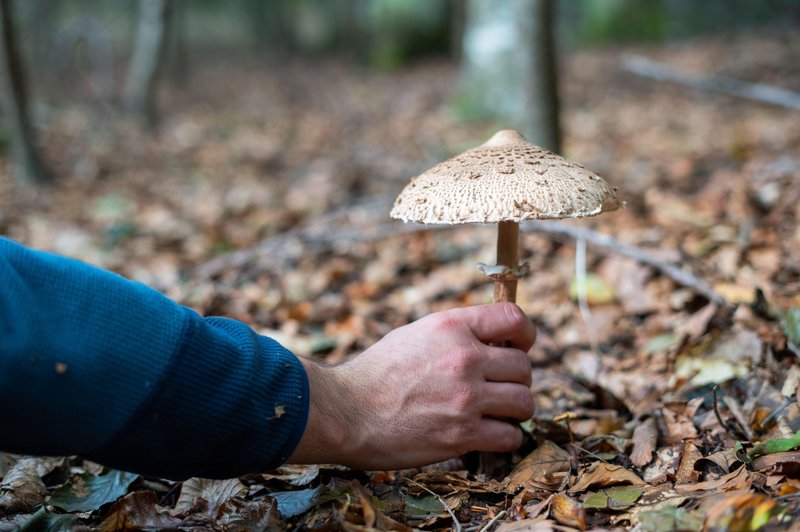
496 517 575 531
635 507 704 532
747 428 800 460
643 444 683 484
550 493 585 529
1 507 78 530
702 491 788 531
782 307 800 354
262 464 321 487
569 273 616 305
175 478 247 514
568 463 644 494
675 441 702 484
49 469 138 512
676 465 750 493
504 441 571 493
0 458 48 514
99 491 183 531
630 417 658 467
271 480 349 519
583 485 644 510
751 451 800 476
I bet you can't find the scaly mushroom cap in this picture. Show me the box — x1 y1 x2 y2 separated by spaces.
391 130 621 224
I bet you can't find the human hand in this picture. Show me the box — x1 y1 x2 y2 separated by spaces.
288 302 536 470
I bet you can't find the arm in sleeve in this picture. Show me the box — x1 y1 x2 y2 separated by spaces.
0 237 309 479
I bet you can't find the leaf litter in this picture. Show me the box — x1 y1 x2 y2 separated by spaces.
2 29 800 530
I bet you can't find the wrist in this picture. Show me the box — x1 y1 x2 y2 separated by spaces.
288 358 354 465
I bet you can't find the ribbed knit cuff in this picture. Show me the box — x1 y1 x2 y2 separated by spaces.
90 313 310 480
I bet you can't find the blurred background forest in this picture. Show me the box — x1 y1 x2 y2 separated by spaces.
2 0 800 529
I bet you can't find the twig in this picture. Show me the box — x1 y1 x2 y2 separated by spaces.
406 478 462 532
478 510 507 532
522 220 726 305
621 54 800 110
723 395 755 442
569 442 610 463
575 236 599 353
712 385 747 440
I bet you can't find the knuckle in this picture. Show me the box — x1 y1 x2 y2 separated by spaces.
519 389 535 417
499 426 522 450
432 312 462 334
500 302 527 331
451 384 478 411
515 351 532 375
449 346 480 373
446 421 477 448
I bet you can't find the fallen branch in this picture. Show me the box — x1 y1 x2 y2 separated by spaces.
523 220 726 306
621 54 800 111
192 196 725 305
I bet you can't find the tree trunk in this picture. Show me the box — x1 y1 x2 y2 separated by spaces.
123 0 172 128
0 0 52 185
518 0 560 152
461 0 561 153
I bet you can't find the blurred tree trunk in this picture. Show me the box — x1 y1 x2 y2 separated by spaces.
460 0 561 152
448 0 466 62
519 0 560 152
123 0 172 128
166 0 189 87
0 0 52 185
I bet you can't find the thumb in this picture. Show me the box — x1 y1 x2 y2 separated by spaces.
457 303 536 351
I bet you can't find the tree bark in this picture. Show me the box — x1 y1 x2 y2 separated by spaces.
0 0 52 185
123 0 172 128
518 0 561 152
461 0 561 152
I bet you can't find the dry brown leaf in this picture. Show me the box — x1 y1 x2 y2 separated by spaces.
701 490 783 531
175 478 248 514
0 458 48 514
550 493 585 530
496 517 575 532
504 441 571 493
675 441 702 484
410 470 500 495
568 463 644 495
751 451 800 476
676 303 718 340
630 417 658 467
99 491 183 532
662 398 702 440
643 443 683 484
346 481 413 532
676 465 750 493
695 449 740 476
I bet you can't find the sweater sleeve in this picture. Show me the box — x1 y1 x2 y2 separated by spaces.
0 237 309 480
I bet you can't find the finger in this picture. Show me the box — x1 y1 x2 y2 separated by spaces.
480 346 532 386
480 382 535 420
471 418 524 452
458 303 536 351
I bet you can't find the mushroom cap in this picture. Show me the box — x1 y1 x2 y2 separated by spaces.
391 129 621 224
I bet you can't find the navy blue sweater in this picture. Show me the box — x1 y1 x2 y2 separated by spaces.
0 237 309 479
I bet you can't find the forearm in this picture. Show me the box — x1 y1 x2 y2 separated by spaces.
0 237 309 479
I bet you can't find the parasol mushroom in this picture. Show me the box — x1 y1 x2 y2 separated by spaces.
390 129 621 304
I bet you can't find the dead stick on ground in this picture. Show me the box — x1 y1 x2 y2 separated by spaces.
621 54 800 110
523 220 726 305
193 196 726 306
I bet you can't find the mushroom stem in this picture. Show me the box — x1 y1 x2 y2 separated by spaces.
494 221 520 303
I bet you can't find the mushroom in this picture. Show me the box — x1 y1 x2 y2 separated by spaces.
390 129 621 305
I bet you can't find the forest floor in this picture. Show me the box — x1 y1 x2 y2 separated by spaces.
2 28 800 531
